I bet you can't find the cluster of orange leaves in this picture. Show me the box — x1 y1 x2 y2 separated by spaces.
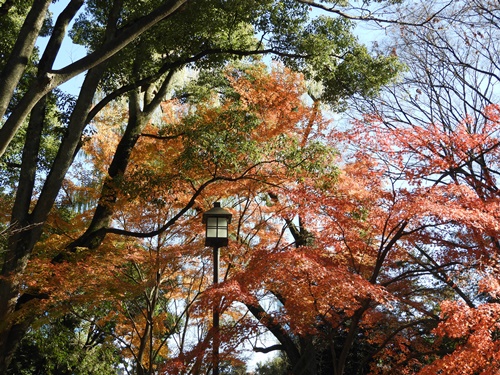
22 58 500 374
22 63 332 372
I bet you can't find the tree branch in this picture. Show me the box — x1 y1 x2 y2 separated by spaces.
296 0 453 26
254 344 285 353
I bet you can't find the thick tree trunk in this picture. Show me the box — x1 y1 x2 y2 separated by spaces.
0 227 46 373
0 0 187 158
0 3 88 368
0 59 106 375
67 68 176 252
0 0 51 120
68 89 148 250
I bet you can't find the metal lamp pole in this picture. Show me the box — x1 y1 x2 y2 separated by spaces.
202 202 232 375
212 245 220 375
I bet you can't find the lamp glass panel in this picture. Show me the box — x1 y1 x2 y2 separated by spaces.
206 217 218 238
206 217 229 239
217 218 228 237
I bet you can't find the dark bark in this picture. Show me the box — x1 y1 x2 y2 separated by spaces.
0 0 115 368
69 89 149 250
66 65 176 252
0 0 187 158
245 302 303 371
0 0 51 120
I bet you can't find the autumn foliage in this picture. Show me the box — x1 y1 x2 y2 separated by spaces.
13 64 332 373
5 58 500 374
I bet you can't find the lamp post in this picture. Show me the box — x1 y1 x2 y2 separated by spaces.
202 202 232 375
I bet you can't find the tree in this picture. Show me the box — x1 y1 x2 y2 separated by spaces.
8 314 119 375
179 2 500 373
219 159 439 375
12 62 338 374
0 0 405 371
333 106 500 374
194 6 500 368
326 1 500 372
209 105 500 374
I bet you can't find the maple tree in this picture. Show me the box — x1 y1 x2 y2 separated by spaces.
202 106 500 375
8 63 335 374
338 104 500 374
183 7 500 369
353 2 500 372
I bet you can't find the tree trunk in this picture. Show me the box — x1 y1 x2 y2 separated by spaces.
0 61 106 375
0 0 187 158
0 0 51 120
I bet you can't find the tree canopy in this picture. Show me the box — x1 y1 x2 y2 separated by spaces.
3 0 499 374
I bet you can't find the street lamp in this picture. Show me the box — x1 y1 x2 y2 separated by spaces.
202 202 232 375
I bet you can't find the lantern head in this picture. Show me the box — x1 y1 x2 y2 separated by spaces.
202 202 232 247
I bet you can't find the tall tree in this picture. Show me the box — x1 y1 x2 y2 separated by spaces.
0 0 406 371
11 63 336 374
341 0 500 373
209 104 500 374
